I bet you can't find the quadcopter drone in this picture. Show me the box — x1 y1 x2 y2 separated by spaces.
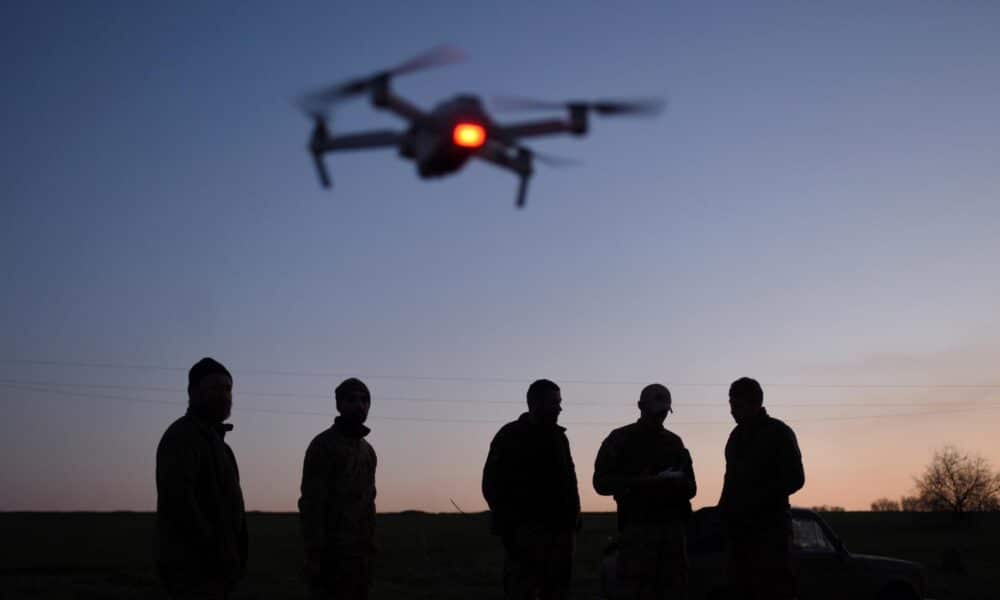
296 46 663 208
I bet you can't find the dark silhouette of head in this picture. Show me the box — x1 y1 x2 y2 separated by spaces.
638 383 672 427
335 378 371 425
526 379 562 427
729 377 764 425
187 357 233 424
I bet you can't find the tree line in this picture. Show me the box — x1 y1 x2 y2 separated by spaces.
870 446 1000 513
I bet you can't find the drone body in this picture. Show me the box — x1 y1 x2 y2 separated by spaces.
401 95 497 179
297 46 662 207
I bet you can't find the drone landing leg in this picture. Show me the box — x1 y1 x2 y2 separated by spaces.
516 173 531 209
312 152 332 189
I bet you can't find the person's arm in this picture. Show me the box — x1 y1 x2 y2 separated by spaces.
156 431 215 549
564 433 582 529
482 430 507 511
592 432 628 496
746 424 805 511
369 447 378 553
676 447 697 501
483 428 518 538
718 432 734 508
223 443 249 575
299 437 334 559
775 424 805 496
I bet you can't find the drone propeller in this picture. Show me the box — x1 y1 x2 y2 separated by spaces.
492 95 665 117
296 45 464 118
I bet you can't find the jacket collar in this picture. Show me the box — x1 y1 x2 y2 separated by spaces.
516 411 566 433
333 416 371 438
738 406 770 430
185 410 234 439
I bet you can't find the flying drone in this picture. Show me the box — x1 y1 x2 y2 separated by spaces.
296 46 664 208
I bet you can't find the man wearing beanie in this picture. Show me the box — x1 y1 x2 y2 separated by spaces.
155 357 248 599
299 378 378 599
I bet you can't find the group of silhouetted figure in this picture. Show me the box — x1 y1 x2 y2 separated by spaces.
155 357 805 599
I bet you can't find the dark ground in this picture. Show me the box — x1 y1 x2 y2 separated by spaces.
0 511 996 599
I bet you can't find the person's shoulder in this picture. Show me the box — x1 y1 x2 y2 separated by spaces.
160 414 197 442
604 422 637 443
307 426 338 450
157 415 206 458
764 414 797 438
496 417 527 437
660 427 686 447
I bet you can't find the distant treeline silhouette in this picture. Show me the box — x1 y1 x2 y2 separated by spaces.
871 446 1000 514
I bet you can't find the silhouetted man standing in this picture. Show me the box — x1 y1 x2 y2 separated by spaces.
594 384 696 599
719 377 805 600
299 378 377 600
482 379 581 600
155 357 247 599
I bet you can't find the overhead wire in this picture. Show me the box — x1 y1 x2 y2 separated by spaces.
3 358 1000 389
3 382 999 427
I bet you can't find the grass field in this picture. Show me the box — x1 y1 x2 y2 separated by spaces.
0 511 996 599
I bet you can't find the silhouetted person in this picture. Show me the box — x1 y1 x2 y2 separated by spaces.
155 357 247 599
299 378 377 600
482 379 581 600
594 383 696 599
719 377 804 600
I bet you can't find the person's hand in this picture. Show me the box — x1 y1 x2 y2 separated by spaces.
656 467 685 480
631 468 659 487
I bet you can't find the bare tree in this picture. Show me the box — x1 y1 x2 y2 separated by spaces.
870 498 900 512
914 446 1000 514
899 495 928 512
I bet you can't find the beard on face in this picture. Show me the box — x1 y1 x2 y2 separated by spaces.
339 404 369 424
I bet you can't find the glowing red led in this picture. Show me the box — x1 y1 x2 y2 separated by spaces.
452 122 486 148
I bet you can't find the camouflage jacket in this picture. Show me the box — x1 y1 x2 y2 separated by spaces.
719 408 805 538
482 413 581 535
593 420 696 530
155 412 247 588
299 417 377 558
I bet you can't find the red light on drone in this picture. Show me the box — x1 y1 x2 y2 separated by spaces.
453 122 486 148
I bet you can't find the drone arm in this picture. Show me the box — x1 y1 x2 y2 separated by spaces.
374 91 427 122
368 77 427 122
474 141 529 172
315 130 404 152
495 115 587 140
308 129 402 190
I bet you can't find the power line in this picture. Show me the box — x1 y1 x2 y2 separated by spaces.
0 378 990 409
0 379 434 403
4 383 1000 427
4 358 1000 389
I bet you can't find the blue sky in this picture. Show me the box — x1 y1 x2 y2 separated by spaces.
2 1 999 511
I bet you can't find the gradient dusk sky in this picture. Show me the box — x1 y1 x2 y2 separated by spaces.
2 1 999 513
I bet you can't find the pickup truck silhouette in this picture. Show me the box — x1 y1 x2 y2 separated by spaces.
601 507 931 600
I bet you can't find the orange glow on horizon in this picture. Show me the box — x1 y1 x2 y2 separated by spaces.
452 122 486 148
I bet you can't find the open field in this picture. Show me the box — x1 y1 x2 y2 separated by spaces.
0 511 996 599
